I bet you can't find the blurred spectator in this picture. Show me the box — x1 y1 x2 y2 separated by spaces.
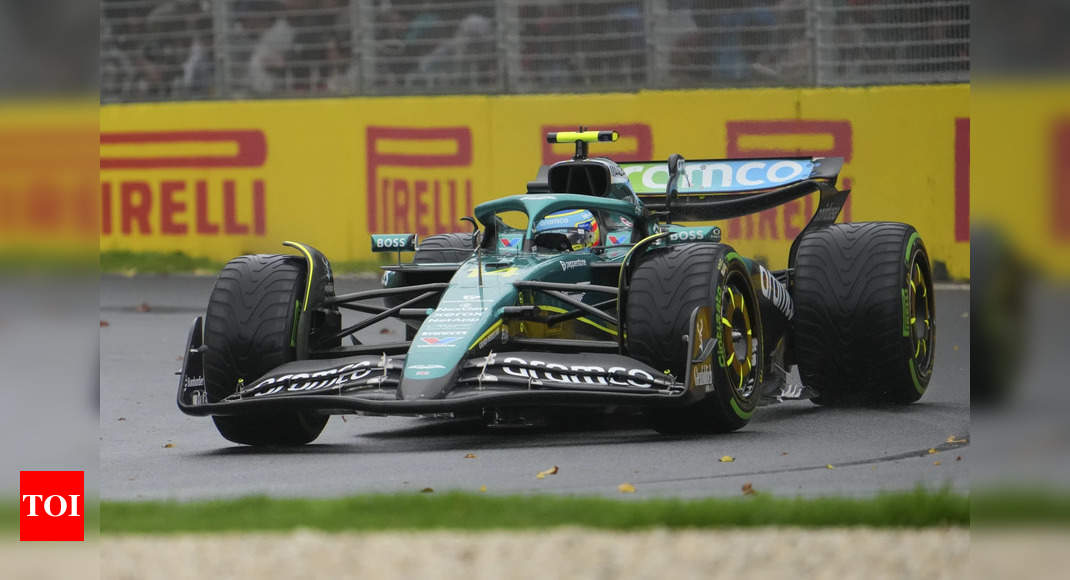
136 1 213 98
408 14 494 89
247 1 295 94
752 0 809 85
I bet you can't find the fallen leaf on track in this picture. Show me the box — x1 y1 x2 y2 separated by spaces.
99 320 110 327
719 455 735 463
136 302 151 312
933 461 942 466
928 448 937 454
464 453 477 459
742 482 756 495
956 456 962 461
536 466 559 479
479 485 487 493
945 436 968 444
826 464 835 470
420 487 434 493
618 483 636 494
163 443 174 448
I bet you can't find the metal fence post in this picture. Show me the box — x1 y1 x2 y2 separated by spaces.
212 0 232 98
499 0 520 93
494 0 508 93
348 0 362 94
807 0 821 87
643 0 656 88
357 0 376 95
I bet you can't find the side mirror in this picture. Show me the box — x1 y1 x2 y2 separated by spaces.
459 216 481 247
666 153 685 196
664 154 686 225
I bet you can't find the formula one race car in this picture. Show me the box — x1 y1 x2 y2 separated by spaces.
177 129 935 445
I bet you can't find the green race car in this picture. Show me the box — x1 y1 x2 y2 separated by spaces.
177 130 936 445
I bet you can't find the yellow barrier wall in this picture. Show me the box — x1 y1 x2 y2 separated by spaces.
100 85 970 277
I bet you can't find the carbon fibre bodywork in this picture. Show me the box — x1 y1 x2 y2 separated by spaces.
178 147 846 421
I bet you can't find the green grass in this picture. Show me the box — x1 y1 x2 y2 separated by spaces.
101 250 224 274
100 250 387 275
100 489 968 535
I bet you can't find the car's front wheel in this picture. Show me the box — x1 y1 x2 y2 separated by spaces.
203 254 328 445
626 243 764 434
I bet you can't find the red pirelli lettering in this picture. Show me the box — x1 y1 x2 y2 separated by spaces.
100 130 267 169
366 126 473 234
725 120 854 241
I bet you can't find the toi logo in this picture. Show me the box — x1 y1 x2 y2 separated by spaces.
20 471 84 541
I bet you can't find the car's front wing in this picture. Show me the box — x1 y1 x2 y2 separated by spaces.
176 316 709 417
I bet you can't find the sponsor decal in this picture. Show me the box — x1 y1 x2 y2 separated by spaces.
477 328 501 350
668 228 717 242
559 259 586 272
20 471 84 541
499 356 656 388
955 117 970 242
693 362 714 392
758 265 794 319
100 130 268 238
623 159 813 194
690 306 715 392
249 361 376 396
723 120 854 242
366 126 474 236
372 233 417 252
421 336 462 345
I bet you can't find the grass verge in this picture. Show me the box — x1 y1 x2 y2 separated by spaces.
101 489 967 534
101 250 224 274
101 250 385 275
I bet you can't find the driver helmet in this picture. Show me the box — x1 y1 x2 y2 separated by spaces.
534 209 600 251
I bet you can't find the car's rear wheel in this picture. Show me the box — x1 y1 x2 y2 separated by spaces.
792 222 935 405
626 243 764 434
413 233 476 263
204 254 328 445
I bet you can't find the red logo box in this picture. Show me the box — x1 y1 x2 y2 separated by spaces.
20 471 84 541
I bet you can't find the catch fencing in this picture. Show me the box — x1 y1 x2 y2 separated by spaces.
101 0 969 102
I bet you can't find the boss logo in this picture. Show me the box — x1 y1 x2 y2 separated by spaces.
20 471 84 541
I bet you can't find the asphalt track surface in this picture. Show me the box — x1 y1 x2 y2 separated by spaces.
100 274 969 501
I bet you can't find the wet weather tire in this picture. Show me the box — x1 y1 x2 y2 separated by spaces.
626 243 764 434
413 233 476 263
203 254 328 445
792 222 935 405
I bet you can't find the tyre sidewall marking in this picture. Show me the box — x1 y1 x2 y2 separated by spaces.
717 251 762 418
903 231 934 394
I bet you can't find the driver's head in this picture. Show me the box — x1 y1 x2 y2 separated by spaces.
534 209 599 251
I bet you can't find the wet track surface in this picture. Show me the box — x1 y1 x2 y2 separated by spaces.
100 275 969 500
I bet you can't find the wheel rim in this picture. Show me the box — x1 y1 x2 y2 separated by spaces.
719 274 758 399
907 256 935 374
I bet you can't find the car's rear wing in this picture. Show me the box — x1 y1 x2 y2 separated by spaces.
619 156 844 221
